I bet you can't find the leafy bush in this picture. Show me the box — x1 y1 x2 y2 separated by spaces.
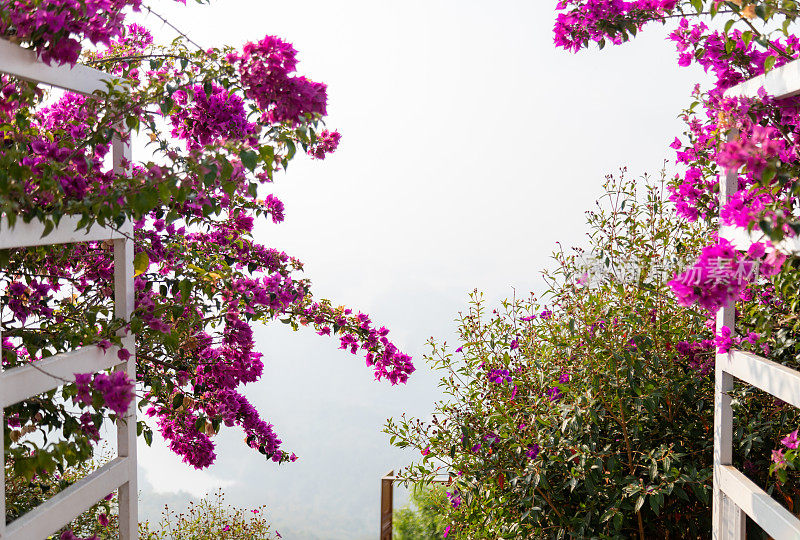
386 172 800 538
139 489 277 539
393 484 449 540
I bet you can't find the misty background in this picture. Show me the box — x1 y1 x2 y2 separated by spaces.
126 1 704 537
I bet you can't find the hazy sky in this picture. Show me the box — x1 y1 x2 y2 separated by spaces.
128 1 703 537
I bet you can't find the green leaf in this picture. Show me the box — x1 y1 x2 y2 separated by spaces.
239 150 258 171
133 251 150 277
634 494 645 513
724 19 735 34
762 163 777 183
39 219 54 239
159 97 174 115
764 55 777 73
285 139 296 161
172 393 184 409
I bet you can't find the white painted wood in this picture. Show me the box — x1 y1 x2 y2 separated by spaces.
112 131 137 540
713 140 746 540
723 350 800 408
4 457 133 540
0 328 5 537
725 58 800 100
718 465 800 539
0 37 138 540
0 215 132 249
0 39 117 96
0 337 133 407
719 225 800 254
714 47 800 540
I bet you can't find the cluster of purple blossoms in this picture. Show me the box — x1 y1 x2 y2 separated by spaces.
714 325 761 354
716 125 787 177
772 430 800 468
303 305 415 385
488 369 512 385
546 386 563 402
227 35 328 125
73 371 135 417
446 489 462 508
545 372 570 402
669 239 758 313
6 280 53 324
308 129 342 160
675 339 715 375
0 0 186 66
670 20 799 91
554 0 676 53
79 412 100 442
170 83 258 149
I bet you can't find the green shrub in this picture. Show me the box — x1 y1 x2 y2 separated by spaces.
386 172 800 538
393 484 449 540
139 489 277 539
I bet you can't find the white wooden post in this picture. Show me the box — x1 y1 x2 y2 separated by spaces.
113 131 138 540
713 142 745 539
0 326 5 539
707 59 800 539
0 39 137 539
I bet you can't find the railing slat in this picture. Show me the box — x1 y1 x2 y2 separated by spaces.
4 457 133 540
718 465 800 539
721 350 800 409
719 225 800 255
725 58 800 100
0 215 132 249
0 336 133 407
0 39 115 96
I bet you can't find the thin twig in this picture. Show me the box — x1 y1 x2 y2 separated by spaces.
87 53 191 66
143 4 205 51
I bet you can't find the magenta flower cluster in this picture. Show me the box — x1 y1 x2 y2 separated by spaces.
308 129 342 160
170 84 258 149
227 35 328 125
74 371 135 417
303 304 415 385
0 0 185 66
554 0 676 53
668 239 757 313
675 339 715 375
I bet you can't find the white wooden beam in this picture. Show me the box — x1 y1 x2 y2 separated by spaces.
725 58 800 100
0 39 116 96
0 337 133 407
722 350 800 409
0 215 132 249
719 465 800 539
4 456 133 540
719 225 800 255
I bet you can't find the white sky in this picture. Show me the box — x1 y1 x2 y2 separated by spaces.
132 1 703 537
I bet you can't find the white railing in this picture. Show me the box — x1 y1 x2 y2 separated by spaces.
714 59 800 540
0 41 137 539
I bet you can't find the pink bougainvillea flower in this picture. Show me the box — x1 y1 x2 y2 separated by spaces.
782 430 799 450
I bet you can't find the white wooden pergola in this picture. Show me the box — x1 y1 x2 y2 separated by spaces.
0 40 137 539
714 62 800 539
